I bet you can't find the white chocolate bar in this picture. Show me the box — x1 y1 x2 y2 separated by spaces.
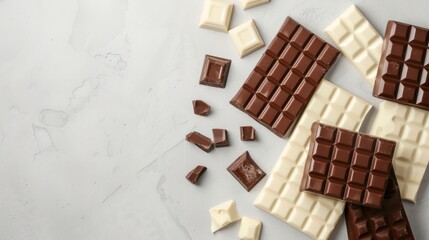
228 20 265 58
199 0 233 32
254 80 371 240
240 0 269 10
209 199 241 233
238 217 262 240
369 101 429 202
325 5 382 85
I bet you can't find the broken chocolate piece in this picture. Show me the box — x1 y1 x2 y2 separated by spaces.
227 151 266 191
193 100 211 116
186 131 214 153
240 126 256 141
212 129 229 147
186 165 207 184
200 55 231 88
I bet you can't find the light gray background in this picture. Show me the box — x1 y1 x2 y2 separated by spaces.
1 0 428 239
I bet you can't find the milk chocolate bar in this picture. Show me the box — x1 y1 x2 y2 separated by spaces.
345 170 415 240
373 20 429 110
230 17 340 137
301 122 396 208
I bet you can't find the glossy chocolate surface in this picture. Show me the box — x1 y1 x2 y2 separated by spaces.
230 17 340 137
200 55 231 88
373 20 429 110
186 131 214 153
301 123 396 208
193 100 211 116
186 165 207 184
227 151 266 191
240 126 256 141
345 170 415 240
212 128 229 147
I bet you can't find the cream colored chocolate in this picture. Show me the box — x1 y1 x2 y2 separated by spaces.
199 0 233 32
239 217 262 240
240 0 269 10
325 5 382 85
369 101 429 202
254 80 372 240
228 20 264 57
209 200 241 233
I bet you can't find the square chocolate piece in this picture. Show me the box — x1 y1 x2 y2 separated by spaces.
345 169 415 240
373 21 429 110
200 55 231 88
227 151 266 191
301 122 396 208
240 126 256 141
212 129 229 147
230 17 340 138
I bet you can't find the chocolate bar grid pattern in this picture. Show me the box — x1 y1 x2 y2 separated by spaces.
369 101 429 202
230 17 340 137
304 124 394 208
345 172 415 240
254 80 372 240
373 21 429 110
325 5 383 85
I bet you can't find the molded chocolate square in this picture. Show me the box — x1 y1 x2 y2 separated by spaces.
345 170 415 240
200 55 231 88
373 21 429 110
301 122 396 208
227 151 266 191
230 17 340 137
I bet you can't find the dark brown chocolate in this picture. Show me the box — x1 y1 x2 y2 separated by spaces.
301 122 396 208
212 129 229 147
193 100 211 116
373 20 429 111
227 151 266 191
345 169 415 240
186 165 207 184
186 131 214 153
200 55 231 88
240 126 256 141
230 17 340 137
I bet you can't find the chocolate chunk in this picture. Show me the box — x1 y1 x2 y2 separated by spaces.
345 169 415 240
186 131 214 153
212 129 229 147
240 126 256 141
200 55 231 88
193 100 211 116
186 165 207 184
230 17 340 137
301 122 396 208
227 151 266 191
373 20 429 111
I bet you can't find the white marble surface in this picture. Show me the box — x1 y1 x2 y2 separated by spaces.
1 0 428 239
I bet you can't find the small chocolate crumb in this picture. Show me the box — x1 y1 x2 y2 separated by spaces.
193 100 211 116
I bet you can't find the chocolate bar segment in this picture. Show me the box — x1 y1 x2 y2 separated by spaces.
373 21 429 110
193 100 211 116
230 17 340 137
186 131 214 153
345 169 415 240
227 151 266 191
200 55 231 88
240 126 256 141
301 122 395 208
212 128 229 147
186 165 207 184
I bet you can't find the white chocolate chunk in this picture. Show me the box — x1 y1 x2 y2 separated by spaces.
325 5 383 85
240 0 269 10
199 0 233 32
369 101 429 202
209 200 241 233
228 20 265 58
239 217 262 240
254 80 372 240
